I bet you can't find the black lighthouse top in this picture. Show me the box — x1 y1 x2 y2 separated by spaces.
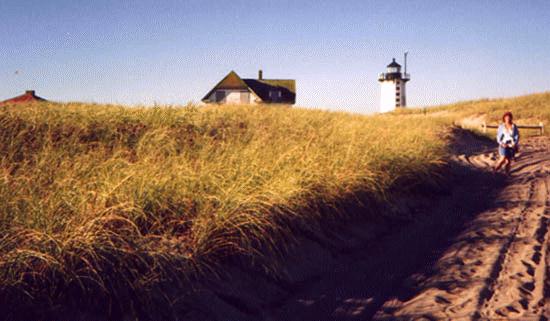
387 58 401 68
378 58 409 82
386 58 401 73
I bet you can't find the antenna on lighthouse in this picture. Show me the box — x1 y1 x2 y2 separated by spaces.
404 51 408 75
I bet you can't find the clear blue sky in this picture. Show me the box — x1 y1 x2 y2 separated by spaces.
1 0 549 113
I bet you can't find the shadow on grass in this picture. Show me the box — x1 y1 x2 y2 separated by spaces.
1 129 508 321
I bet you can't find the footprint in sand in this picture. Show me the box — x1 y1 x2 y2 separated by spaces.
521 282 535 292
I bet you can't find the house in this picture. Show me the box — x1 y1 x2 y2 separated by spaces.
0 90 47 105
202 70 296 105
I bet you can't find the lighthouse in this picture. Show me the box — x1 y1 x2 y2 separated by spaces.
378 54 410 113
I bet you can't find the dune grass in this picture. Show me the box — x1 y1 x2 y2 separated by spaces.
400 91 550 136
0 101 450 317
1 91 548 317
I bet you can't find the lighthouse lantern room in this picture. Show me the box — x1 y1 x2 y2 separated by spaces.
378 53 410 113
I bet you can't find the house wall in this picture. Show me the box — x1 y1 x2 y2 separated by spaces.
208 90 259 105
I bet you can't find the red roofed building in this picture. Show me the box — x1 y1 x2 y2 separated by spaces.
0 90 48 105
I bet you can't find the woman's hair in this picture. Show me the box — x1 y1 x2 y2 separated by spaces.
502 111 513 122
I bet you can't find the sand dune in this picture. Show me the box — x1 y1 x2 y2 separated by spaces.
374 135 549 320
261 131 549 321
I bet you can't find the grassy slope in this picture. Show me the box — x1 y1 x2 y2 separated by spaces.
0 102 448 317
0 91 547 316
401 91 550 136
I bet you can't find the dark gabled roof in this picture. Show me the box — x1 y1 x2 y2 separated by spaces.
0 90 47 105
387 58 401 68
243 79 295 104
202 71 296 104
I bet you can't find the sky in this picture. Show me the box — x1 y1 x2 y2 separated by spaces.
1 0 549 114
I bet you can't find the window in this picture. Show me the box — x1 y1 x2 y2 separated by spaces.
215 91 225 102
269 90 282 101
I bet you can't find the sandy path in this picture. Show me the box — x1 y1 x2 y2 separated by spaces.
376 135 550 320
263 133 549 321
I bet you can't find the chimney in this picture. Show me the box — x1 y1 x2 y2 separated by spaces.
258 69 263 80
25 90 36 96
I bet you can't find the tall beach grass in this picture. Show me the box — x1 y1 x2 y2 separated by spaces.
0 101 449 317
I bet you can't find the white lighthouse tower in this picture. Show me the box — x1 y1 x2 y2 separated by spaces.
378 53 410 113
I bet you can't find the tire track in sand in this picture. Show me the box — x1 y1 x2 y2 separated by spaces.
373 135 550 321
479 174 549 319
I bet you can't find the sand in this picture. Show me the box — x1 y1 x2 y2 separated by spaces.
180 130 549 321
261 132 549 321
374 134 550 321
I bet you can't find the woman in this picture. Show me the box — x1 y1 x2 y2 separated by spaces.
494 111 520 175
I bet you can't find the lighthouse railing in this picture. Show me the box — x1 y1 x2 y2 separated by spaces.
378 72 410 81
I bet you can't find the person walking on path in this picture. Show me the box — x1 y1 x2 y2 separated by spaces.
494 111 520 175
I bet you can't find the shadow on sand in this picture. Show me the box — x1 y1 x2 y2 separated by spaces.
184 128 512 321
